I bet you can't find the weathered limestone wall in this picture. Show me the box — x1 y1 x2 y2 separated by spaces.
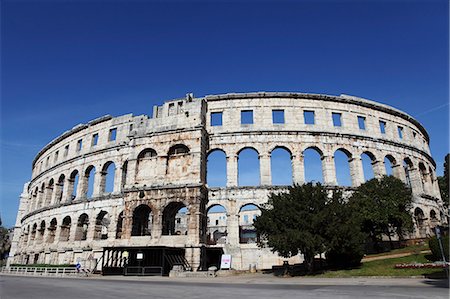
9 92 445 271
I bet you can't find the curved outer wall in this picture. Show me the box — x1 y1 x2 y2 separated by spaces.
9 92 445 271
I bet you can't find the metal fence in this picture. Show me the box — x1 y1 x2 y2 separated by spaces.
0 266 87 276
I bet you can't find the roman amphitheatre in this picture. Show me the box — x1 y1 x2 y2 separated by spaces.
9 92 445 275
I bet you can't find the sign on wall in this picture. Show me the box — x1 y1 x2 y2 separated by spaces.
220 254 232 269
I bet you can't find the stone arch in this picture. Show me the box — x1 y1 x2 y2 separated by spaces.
238 147 260 186
44 178 54 207
83 165 96 199
94 210 110 240
131 204 153 236
334 148 352 187
136 148 158 183
361 151 376 182
418 162 429 193
384 155 397 177
32 186 39 211
69 170 79 202
238 203 261 244
303 147 324 183
54 174 65 205
166 144 191 178
47 218 57 243
75 213 89 241
414 207 426 235
271 146 292 185
37 220 45 243
206 204 227 245
59 216 71 241
162 202 188 236
31 223 37 242
121 161 128 188
207 149 227 187
100 161 116 194
116 211 124 239
37 182 45 209
403 158 414 188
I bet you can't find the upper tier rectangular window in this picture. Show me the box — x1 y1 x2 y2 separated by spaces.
332 112 342 127
211 112 223 126
64 145 69 157
241 110 253 124
92 133 99 146
357 116 366 130
304 111 315 125
77 139 82 151
272 109 285 124
398 126 403 139
109 128 117 141
379 120 386 134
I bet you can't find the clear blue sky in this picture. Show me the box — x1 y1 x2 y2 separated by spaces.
1 0 448 228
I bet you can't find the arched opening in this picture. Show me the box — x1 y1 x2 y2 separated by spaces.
94 211 110 240
238 147 260 186
131 204 152 236
54 174 65 205
37 183 45 209
47 218 57 243
121 161 128 188
37 220 45 244
303 147 324 183
75 213 89 241
206 205 227 245
206 149 227 187
361 152 376 182
167 144 191 178
271 147 292 185
69 170 79 202
403 158 413 188
334 149 352 186
84 165 96 199
162 202 188 235
101 162 116 194
384 155 396 177
418 163 428 193
239 204 261 244
45 179 54 206
32 187 38 211
430 210 438 224
136 148 158 182
31 223 37 242
428 166 435 189
414 207 426 235
59 216 71 242
116 211 124 239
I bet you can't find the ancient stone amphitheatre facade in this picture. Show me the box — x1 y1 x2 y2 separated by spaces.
9 92 445 274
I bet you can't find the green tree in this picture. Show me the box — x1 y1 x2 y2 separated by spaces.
437 154 449 208
0 217 11 263
254 183 364 272
349 176 413 252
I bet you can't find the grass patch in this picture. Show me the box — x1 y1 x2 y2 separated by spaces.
311 253 446 278
364 244 429 258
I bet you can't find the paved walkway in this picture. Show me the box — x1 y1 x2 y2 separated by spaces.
361 250 431 262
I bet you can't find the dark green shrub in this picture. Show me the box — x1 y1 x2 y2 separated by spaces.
326 245 364 269
428 235 449 261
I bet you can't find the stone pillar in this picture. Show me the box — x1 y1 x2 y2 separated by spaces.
349 156 365 187
113 166 122 193
392 164 405 181
322 155 337 186
372 160 386 179
126 159 138 185
259 154 271 185
151 210 163 239
227 214 240 245
187 211 201 245
227 155 238 187
408 167 422 195
92 170 102 197
292 154 305 185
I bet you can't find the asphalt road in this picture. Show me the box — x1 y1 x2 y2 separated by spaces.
1 275 448 299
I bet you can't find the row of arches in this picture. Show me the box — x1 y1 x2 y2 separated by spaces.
29 161 120 212
28 144 192 213
206 147 437 194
